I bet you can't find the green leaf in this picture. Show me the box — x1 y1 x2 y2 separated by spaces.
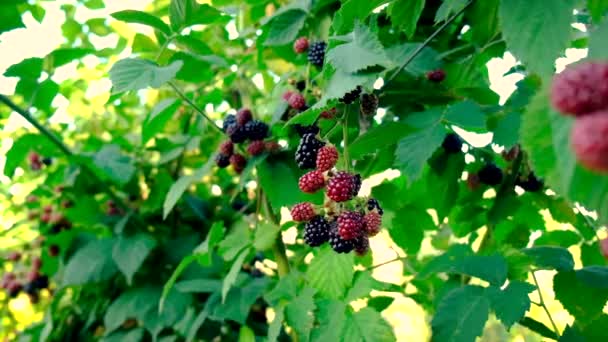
314 69 377 109
493 111 521 147
554 270 608 322
499 0 574 78
431 285 490 342
92 145 136 185
238 326 255 342
102 328 145 342
142 98 181 144
306 246 354 299
435 0 469 23
576 266 608 289
108 58 183 93
46 48 93 69
3 133 59 177
387 0 425 38
385 43 441 76
63 238 118 286
332 0 389 34
589 17 608 59
105 287 159 332
111 10 171 36
519 317 559 340
395 112 446 183
467 0 500 45
264 10 307 46
268 303 285 342
0 3 25 34
218 221 252 261
522 246 574 271
160 254 197 312
588 0 608 24
285 287 316 341
341 307 396 342
175 279 222 293
163 157 214 218
170 0 227 30
264 273 299 305
193 221 225 265
388 206 431 254
253 222 281 251
187 308 208 342
222 248 249 302
488 281 535 329
444 100 486 131
133 33 159 53
327 22 391 73
112 233 157 285
311 300 346 341
4 58 43 79
345 272 381 302
349 122 416 159
427 152 465 221
258 159 322 209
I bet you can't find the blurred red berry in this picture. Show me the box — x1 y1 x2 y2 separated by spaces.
290 202 316 222
48 245 60 257
219 141 234 156
7 252 21 262
551 61 608 116
293 37 309 53
571 110 608 173
426 69 446 82
298 170 325 193
288 93 306 110
230 154 247 174
247 140 265 156
236 108 253 126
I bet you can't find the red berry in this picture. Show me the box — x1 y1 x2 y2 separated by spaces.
27 270 39 282
600 239 608 259
282 91 294 101
337 211 364 240
28 152 40 164
293 37 309 53
265 141 281 153
31 161 41 171
48 245 60 257
55 185 65 193
7 281 22 297
571 110 608 173
316 146 339 171
290 202 316 222
49 212 64 224
230 154 247 174
27 211 38 220
40 212 51 223
551 62 608 116
288 93 306 110
426 69 446 82
32 257 42 270
298 170 325 193
26 195 38 203
7 252 21 262
327 171 357 202
320 107 337 119
219 141 234 156
1 273 16 289
43 205 53 213
467 173 481 191
247 140 265 156
236 108 253 126
364 212 382 236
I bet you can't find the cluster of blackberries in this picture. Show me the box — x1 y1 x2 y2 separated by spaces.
217 108 275 173
293 37 326 68
551 61 608 173
290 131 384 255
27 196 72 235
1 254 50 303
27 152 52 171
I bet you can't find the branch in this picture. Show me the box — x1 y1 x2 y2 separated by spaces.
169 82 223 134
531 271 560 338
262 193 290 277
384 0 474 86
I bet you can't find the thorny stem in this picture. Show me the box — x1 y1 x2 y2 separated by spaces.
262 193 290 277
531 271 560 338
169 82 223 133
384 0 474 86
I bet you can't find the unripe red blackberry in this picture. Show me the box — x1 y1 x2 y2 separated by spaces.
295 134 325 169
354 235 370 256
571 110 608 173
307 41 326 67
426 69 446 82
467 173 481 191
360 93 379 116
282 90 294 101
327 171 357 202
298 170 325 193
247 140 266 156
236 108 253 126
288 92 306 110
364 212 382 236
316 145 339 171
303 216 330 247
338 211 364 240
291 202 316 222
551 61 608 116
293 37 309 53
61 200 73 209
329 224 354 253
1 273 15 289
265 141 281 153
40 212 51 223
478 164 503 186
340 86 362 104
320 107 337 119
7 252 21 262
216 154 230 168
26 195 38 203
32 257 42 270
219 141 234 156
230 154 247 174
26 270 39 283
442 133 462 154
600 238 608 259
7 281 22 298
28 152 40 164
48 244 60 257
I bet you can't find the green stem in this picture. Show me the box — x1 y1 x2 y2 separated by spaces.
384 0 474 86
531 271 560 338
169 82 223 133
262 193 290 277
342 104 351 172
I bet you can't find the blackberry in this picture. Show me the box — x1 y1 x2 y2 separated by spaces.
516 172 544 192
294 124 320 137
442 133 463 154
367 198 384 215
298 170 325 193
291 202 316 222
216 154 230 168
551 61 608 116
307 41 326 67
247 140 265 156
7 282 22 298
427 69 446 83
303 216 330 247
230 154 247 174
296 80 306 92
364 212 382 236
360 93 378 116
329 223 354 253
351 174 362 197
227 125 247 144
23 282 37 295
219 141 234 156
337 211 364 240
294 37 309 53
42 157 53 166
243 120 269 141
354 235 370 256
295 133 325 169
327 171 358 202
288 92 306 110
222 114 236 133
316 145 339 171
236 108 253 126
478 164 503 186
340 86 362 104
32 275 48 290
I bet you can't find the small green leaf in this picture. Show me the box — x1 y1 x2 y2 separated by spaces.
111 10 171 36
0 3 25 34
488 281 535 329
109 58 183 93
589 17 608 59
341 307 396 342
4 57 43 79
493 111 521 148
222 248 250 302
349 122 416 159
268 304 285 342
444 100 486 131
63 238 118 286
112 233 157 285
258 159 322 209
187 308 208 342
142 98 181 144
554 270 608 322
332 0 388 34
193 222 225 265
285 287 316 341
306 246 354 299
46 48 93 69
163 157 214 218
431 285 490 342
311 299 346 341
435 0 469 23
327 22 391 73
160 255 197 312
385 43 441 76
264 10 307 46
92 145 136 185
576 266 608 289
387 0 425 38
253 222 281 251
238 326 255 342
522 246 574 271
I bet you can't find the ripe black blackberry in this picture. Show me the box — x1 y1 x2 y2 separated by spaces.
227 125 248 143
294 124 320 137
32 275 48 289
223 114 236 133
516 172 544 192
296 80 306 91
367 198 384 215
478 164 503 186
23 282 37 295
360 93 378 116
329 223 354 253
42 157 53 166
295 133 325 169
304 216 330 247
243 120 269 141
216 154 230 168
307 41 326 67
442 133 463 154
352 174 362 197
340 86 362 104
